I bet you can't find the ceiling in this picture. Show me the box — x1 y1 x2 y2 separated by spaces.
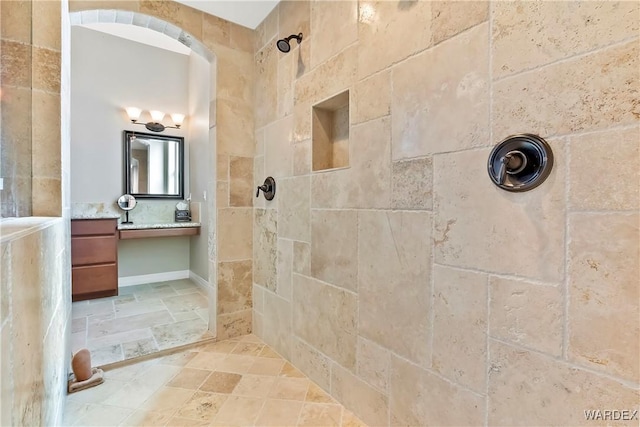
174 0 279 29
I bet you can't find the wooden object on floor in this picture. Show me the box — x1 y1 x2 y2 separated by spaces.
71 218 118 301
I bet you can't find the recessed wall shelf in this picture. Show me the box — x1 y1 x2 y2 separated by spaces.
312 90 350 172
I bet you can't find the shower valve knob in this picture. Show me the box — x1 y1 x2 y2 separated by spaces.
256 177 276 201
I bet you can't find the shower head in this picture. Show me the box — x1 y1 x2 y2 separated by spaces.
276 33 303 53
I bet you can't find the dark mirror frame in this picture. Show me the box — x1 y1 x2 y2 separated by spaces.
123 130 185 200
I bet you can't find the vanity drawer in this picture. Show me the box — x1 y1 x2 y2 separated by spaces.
72 264 118 300
71 219 117 236
71 236 117 265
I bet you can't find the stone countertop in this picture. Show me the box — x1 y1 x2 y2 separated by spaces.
71 212 121 220
117 222 201 230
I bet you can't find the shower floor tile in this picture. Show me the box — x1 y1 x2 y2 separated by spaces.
71 279 212 366
63 335 367 427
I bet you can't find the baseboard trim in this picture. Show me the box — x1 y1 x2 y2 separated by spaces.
189 271 210 290
119 270 190 287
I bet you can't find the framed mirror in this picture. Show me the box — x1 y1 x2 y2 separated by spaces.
123 130 184 199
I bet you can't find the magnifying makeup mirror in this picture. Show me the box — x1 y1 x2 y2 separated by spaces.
117 194 137 224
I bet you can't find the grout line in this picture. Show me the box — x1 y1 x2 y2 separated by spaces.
434 262 561 288
493 35 640 84
563 137 571 361
484 274 491 427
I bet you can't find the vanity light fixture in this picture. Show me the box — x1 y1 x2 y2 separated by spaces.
125 107 185 133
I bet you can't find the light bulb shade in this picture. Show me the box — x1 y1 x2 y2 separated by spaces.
149 110 165 122
171 113 185 127
126 107 142 121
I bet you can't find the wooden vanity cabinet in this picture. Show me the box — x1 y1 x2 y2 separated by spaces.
71 219 118 301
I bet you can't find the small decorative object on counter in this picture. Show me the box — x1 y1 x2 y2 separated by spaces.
175 200 191 222
117 194 137 224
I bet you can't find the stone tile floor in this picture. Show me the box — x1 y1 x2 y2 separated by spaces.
63 334 367 427
72 279 212 366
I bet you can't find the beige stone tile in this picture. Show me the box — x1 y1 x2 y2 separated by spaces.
232 342 264 356
490 277 563 356
199 340 238 354
216 354 256 374
305 382 335 404
357 337 390 394
269 376 310 401
298 403 343 427
162 292 208 315
253 284 265 315
67 379 128 406
32 47 60 93
122 337 159 359
120 410 173 427
293 274 357 369
255 5 278 51
295 45 357 108
140 387 195 413
0 40 31 87
278 176 311 241
229 23 254 54
392 23 489 159
114 299 165 318
217 154 229 181
217 309 252 340
279 1 310 43
569 126 640 211
255 398 304 427
279 361 305 379
293 101 313 143
391 157 433 210
341 410 367 427
212 395 263 426
390 354 484 426
1 85 32 165
71 403 135 426
229 157 254 207
217 45 254 105
358 210 432 366
433 143 565 282
87 310 171 340
262 291 292 359
217 260 252 315
277 46 295 119
264 115 294 179
493 1 639 79
293 140 311 176
186 351 225 371
276 238 293 300
217 98 255 157
166 416 209 427
259 345 282 359
233 374 276 398
166 368 211 390
1 1 31 42
568 213 639 382
33 1 61 49
255 41 278 129
254 208 278 290
431 1 488 45
310 210 357 290
175 391 227 422
310 0 357 68
488 340 640 426
151 318 212 350
493 40 639 138
432 266 487 393
68 0 139 12
292 241 311 276
331 363 388 427
358 0 432 79
291 336 330 391
103 378 167 409
218 208 253 261
202 13 230 49
217 181 229 209
199 371 242 394
159 350 198 367
353 71 390 124
139 0 203 40
248 357 285 376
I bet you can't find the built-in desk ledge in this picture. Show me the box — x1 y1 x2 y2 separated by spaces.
118 222 201 239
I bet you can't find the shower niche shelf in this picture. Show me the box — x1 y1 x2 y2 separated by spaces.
312 90 350 172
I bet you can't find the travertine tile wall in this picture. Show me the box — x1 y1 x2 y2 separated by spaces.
1 218 71 426
68 0 256 340
253 1 640 425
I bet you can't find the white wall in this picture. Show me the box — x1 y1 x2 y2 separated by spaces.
70 25 189 203
187 52 211 281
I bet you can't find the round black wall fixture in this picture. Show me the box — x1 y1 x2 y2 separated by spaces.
256 176 276 201
488 134 553 192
